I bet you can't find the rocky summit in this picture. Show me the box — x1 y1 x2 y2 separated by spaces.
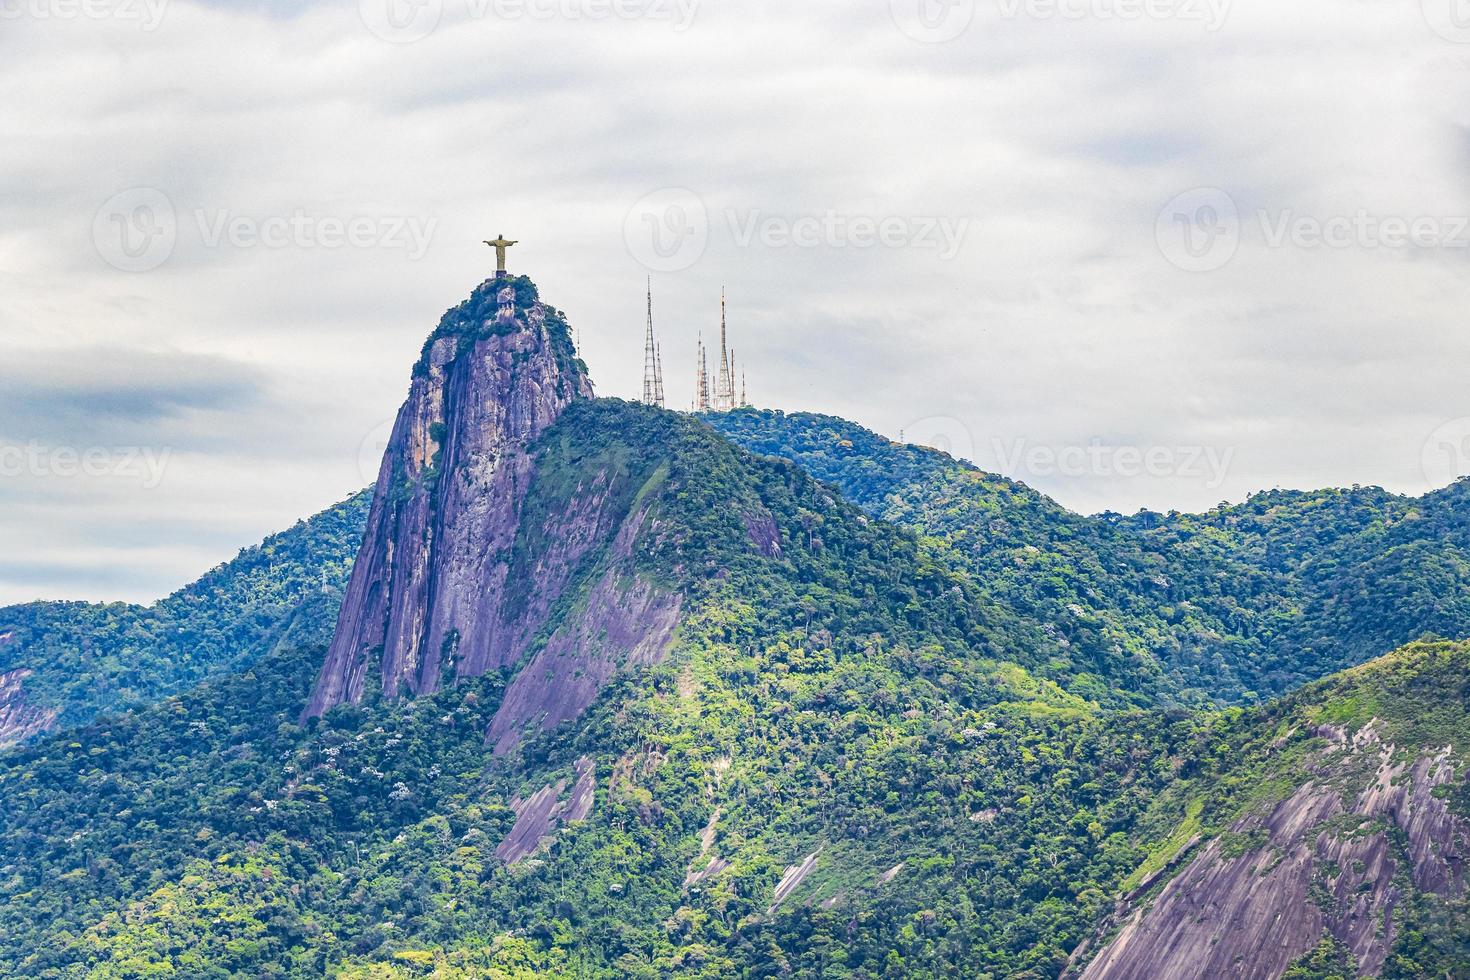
307 277 597 722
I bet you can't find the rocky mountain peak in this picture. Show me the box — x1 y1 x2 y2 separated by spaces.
304 276 595 719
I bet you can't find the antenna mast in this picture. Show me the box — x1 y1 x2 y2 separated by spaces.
697 333 710 412
641 277 664 408
654 343 666 408
716 288 733 411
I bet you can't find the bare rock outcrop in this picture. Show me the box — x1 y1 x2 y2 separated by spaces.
487 565 680 755
495 755 596 864
485 502 681 754
769 849 821 913
0 667 57 748
743 509 782 558
1077 722 1469 980
305 277 596 719
306 276 693 758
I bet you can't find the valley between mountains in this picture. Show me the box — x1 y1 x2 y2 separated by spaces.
1 277 1466 979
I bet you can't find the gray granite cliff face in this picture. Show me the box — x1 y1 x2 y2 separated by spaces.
304 277 595 720
484 501 682 755
1075 721 1469 980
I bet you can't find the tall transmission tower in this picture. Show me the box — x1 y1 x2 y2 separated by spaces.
691 334 701 411
715 288 734 411
641 277 664 408
696 334 710 412
654 343 666 408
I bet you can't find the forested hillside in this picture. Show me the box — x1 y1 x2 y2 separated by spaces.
11 406 1469 753
5 393 1466 978
0 492 369 744
709 410 1470 703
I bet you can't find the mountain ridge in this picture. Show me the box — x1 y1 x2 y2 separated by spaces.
708 409 1470 703
1073 638 1470 979
9 404 1470 749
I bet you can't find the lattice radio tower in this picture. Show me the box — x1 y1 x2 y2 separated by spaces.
693 332 710 412
715 288 734 411
641 277 665 409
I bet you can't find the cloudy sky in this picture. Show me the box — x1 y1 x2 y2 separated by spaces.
3 0 1470 604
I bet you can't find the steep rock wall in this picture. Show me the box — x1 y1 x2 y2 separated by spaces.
305 278 593 719
485 502 682 754
1078 722 1469 980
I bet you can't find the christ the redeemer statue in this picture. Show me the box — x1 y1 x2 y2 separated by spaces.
484 234 518 275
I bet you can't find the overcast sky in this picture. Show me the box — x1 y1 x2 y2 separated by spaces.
3 0 1470 604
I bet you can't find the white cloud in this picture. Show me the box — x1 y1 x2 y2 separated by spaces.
3 0 1470 601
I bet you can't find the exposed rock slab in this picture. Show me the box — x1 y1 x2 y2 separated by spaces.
769 849 820 913
1078 724 1469 980
0 668 57 748
684 807 727 888
743 509 782 558
495 755 596 864
487 562 681 755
